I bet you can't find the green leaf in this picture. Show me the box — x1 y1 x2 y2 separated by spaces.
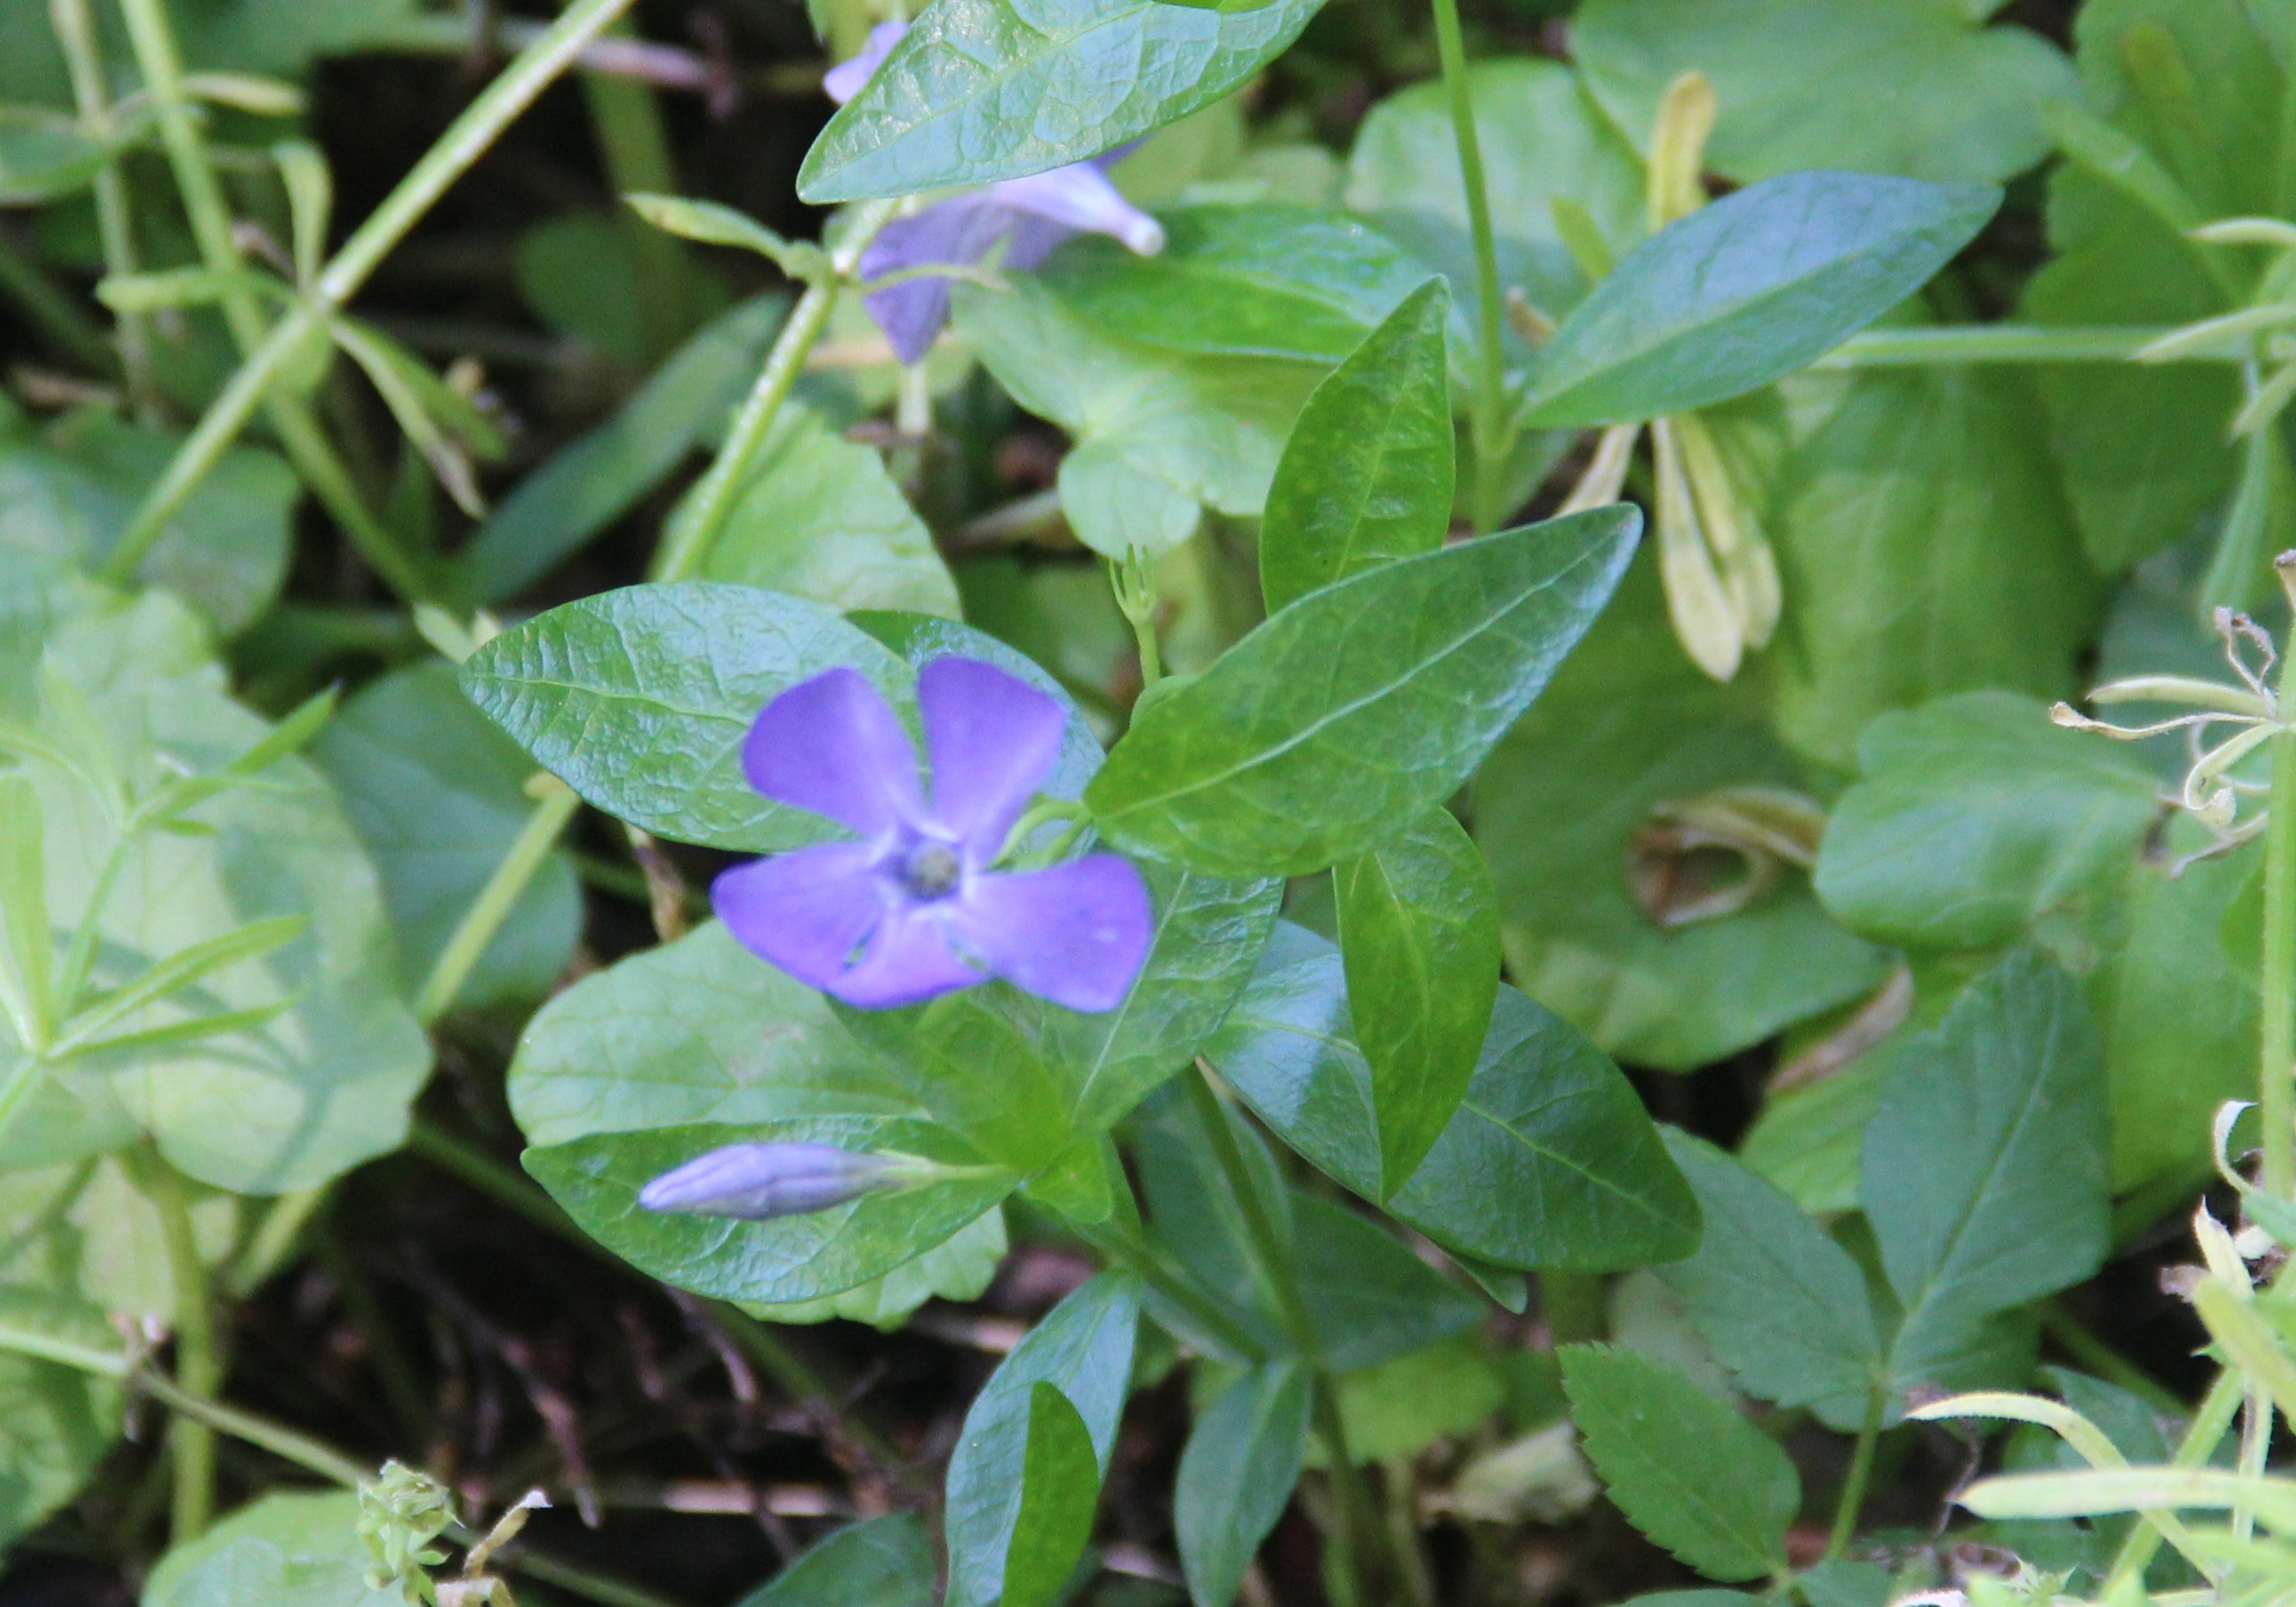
1206 928 1700 1271
0 1284 125 1548
514 210 731 366
507 920 913 1148
834 989 1077 1171
1087 505 1639 877
745 1206 1006 1328
796 0 1324 201
1769 367 2100 767
1562 1344 1799 1582
0 411 297 636
1040 204 1432 365
143 1491 394 1607
2073 0 2284 219
945 1272 1140 1607
451 295 784 605
733 1516 935 1607
1863 950 2110 1394
1520 172 1998 427
954 278 1320 560
1656 1130 1882 1432
1327 1332 1506 1464
1573 0 2075 185
1294 1192 1484 1370
693 399 957 617
624 193 827 280
522 1117 1016 1305
458 581 910 853
1176 1360 1311 1607
1335 804 1499 1195
313 662 581 1010
1473 554 1887 1070
1259 278 1454 616
1815 691 2159 951
0 772 52 1050
0 108 117 203
1004 1382 1101 1607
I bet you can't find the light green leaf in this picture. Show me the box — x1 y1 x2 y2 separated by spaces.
1087 505 1639 876
1327 1333 1505 1465
954 278 1320 560
624 193 826 280
1573 0 2076 185
1521 172 1998 427
745 1205 1006 1328
142 1491 396 1607
944 1272 1140 1607
0 108 117 203
1176 1360 1310 1607
1005 1382 1100 1607
1815 691 2160 951
1656 1130 1882 1431
1336 804 1499 1196
1561 1343 1799 1582
797 0 1324 201
0 1284 124 1549
694 399 957 617
1259 278 1454 616
732 1516 935 1607
1863 950 2110 1394
314 662 581 1010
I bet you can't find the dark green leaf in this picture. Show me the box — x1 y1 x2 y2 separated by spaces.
1521 172 1998 426
1088 505 1639 877
1005 1383 1101 1607
1656 1130 1882 1431
1259 278 1454 616
1295 1193 1484 1370
1862 950 2110 1394
1207 929 1700 1270
1176 1361 1311 1607
946 1273 1140 1607
734 1516 935 1607
1335 804 1499 1194
1561 1344 1799 1582
798 0 1325 201
1815 691 2160 951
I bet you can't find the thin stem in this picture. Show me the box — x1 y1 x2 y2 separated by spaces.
1813 325 2203 368
1110 553 1164 687
415 783 578 1022
0 1056 48 1158
103 0 642 581
2262 723 2296 1197
1426 0 1510 532
2038 1298 2186 1415
52 0 153 410
139 1147 219 1539
649 197 900 583
2236 1380 2272 1543
1824 1384 1887 1560
2104 1364 2244 1593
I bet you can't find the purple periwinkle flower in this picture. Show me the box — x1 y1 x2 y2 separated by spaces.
825 21 1167 364
712 656 1153 1011
639 1142 909 1220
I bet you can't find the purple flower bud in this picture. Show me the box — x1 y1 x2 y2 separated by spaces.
638 1142 909 1220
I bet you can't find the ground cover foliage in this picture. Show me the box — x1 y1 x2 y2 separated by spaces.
7 1 2296 1605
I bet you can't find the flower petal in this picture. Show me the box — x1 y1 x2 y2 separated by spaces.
918 656 1069 854
822 20 905 105
713 842 886 991
945 855 1154 1013
989 163 1165 256
742 666 920 836
831 906 987 1008
860 199 1011 364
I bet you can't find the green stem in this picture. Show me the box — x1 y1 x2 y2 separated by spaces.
0 1056 48 1158
1185 1065 1386 1605
2038 1298 2186 1415
1813 325 2199 368
1824 1384 1887 1560
2263 724 2296 1198
415 783 579 1022
1426 0 1510 532
2104 1364 2244 1594
52 0 153 410
102 0 642 583
649 197 900 583
140 1148 219 1539
1069 1213 1266 1364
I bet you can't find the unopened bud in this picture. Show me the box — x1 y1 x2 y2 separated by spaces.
639 1142 915 1221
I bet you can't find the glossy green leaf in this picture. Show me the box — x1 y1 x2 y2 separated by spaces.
1561 1344 1799 1582
734 1516 935 1607
1815 691 2159 951
945 1272 1140 1607
834 987 1077 1171
313 662 581 1010
1521 172 1998 427
1474 556 1887 1070
1004 1382 1101 1607
1770 367 2099 766
1089 505 1639 876
1176 1360 1311 1607
0 1285 124 1548
1656 1130 1882 1432
1294 1193 1484 1370
506 920 913 1148
459 581 909 853
1335 804 1499 1195
1040 203 1430 365
143 1491 393 1607
522 1116 1015 1304
797 0 1324 200
1259 278 1453 616
695 399 957 617
746 1206 1007 1328
452 296 784 605
1206 927 1700 1270
954 278 1320 560
1862 950 2110 1394
1574 0 2075 185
